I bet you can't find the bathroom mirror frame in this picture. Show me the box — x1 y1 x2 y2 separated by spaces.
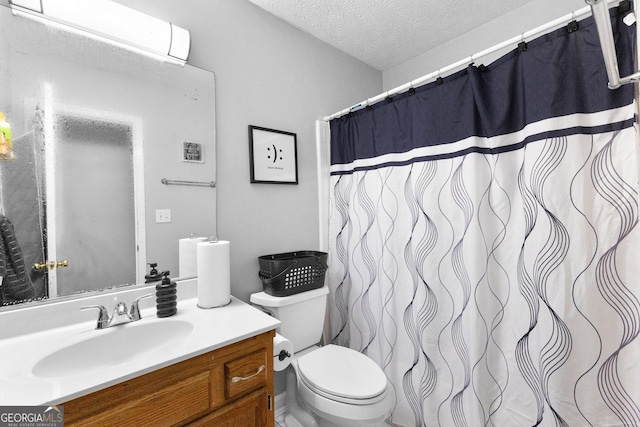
0 3 216 310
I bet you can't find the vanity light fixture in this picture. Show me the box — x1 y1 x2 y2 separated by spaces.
8 0 190 66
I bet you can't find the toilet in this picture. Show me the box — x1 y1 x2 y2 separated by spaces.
250 286 394 427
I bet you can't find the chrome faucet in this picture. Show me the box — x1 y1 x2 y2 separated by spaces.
82 294 153 329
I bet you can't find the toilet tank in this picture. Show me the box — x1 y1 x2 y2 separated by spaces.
250 287 329 352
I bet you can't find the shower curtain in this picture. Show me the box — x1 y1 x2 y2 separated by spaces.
326 8 640 427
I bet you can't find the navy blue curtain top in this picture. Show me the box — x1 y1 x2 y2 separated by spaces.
330 7 636 169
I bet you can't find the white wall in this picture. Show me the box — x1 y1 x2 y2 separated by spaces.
118 0 383 302
383 0 587 90
114 0 596 303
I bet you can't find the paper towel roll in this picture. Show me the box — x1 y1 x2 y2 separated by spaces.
179 236 207 278
197 240 231 309
273 333 294 371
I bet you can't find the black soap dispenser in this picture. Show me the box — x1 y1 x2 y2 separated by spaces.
156 271 177 318
145 262 163 283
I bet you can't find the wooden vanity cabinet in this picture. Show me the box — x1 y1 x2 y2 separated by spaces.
62 330 275 427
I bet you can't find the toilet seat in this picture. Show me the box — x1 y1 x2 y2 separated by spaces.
296 344 388 405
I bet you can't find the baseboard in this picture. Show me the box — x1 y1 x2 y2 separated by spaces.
275 391 287 418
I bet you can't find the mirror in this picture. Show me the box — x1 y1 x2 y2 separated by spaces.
0 4 216 308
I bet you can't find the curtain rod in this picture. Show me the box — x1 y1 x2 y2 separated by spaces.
587 0 640 87
323 0 619 121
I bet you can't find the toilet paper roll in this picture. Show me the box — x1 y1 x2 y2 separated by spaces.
273 333 294 371
179 236 207 278
197 240 231 309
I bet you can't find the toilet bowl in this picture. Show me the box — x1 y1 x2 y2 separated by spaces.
291 345 393 427
250 287 393 427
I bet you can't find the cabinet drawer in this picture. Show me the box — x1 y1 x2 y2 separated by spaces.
225 349 268 400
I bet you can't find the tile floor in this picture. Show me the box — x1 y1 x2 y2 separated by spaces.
275 413 285 427
275 412 402 427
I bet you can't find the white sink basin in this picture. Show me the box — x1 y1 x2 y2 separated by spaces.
32 320 194 378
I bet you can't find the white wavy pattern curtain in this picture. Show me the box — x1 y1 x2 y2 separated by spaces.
328 119 640 426
327 10 640 425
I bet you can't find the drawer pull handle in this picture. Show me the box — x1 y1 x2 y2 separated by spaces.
231 365 265 383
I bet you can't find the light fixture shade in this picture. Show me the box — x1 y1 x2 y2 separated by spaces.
9 0 190 64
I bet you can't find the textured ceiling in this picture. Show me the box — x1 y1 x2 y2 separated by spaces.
247 0 539 71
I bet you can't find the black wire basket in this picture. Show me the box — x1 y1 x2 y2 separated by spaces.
258 251 328 297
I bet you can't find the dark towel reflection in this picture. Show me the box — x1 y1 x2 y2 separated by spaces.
0 214 36 304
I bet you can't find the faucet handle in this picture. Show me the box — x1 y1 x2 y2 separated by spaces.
115 301 129 316
81 305 110 329
129 293 153 321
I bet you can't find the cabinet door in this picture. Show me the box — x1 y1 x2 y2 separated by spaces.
189 389 269 427
64 371 211 427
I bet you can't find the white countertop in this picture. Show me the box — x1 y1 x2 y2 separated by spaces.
0 282 280 405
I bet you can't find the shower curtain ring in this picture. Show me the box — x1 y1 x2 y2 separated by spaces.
518 32 528 52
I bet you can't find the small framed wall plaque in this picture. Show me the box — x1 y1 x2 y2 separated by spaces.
182 141 204 163
248 125 298 184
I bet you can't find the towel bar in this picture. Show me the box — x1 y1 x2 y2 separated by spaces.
161 178 216 188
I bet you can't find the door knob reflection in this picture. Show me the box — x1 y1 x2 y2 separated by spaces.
33 260 69 271
33 262 47 271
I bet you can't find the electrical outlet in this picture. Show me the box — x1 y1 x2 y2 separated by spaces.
155 209 171 223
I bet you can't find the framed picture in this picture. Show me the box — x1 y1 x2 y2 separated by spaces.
249 125 298 184
181 141 204 163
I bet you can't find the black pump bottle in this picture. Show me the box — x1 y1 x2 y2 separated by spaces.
156 271 177 318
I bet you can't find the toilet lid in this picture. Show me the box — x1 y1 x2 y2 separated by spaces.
297 345 387 400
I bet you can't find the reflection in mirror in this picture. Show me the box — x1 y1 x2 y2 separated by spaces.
53 114 139 297
0 4 216 308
